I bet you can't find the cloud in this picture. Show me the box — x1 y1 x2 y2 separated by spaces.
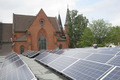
76 0 120 26
110 14 120 26
0 0 78 25
0 0 120 26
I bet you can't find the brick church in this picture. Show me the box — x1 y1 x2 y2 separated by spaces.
0 9 69 54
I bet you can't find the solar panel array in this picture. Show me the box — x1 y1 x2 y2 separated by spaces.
34 47 120 80
102 67 120 80
22 50 40 58
0 52 36 80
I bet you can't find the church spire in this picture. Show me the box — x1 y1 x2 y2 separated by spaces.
65 6 70 25
58 13 65 37
58 13 63 28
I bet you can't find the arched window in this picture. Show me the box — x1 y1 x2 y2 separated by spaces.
20 46 24 54
59 44 62 49
38 35 46 50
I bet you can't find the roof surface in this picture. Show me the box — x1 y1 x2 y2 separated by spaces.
13 14 35 32
0 23 12 42
13 14 61 32
14 34 27 42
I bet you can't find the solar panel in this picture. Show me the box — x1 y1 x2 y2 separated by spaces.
102 67 120 80
98 50 118 55
108 56 120 66
40 54 60 64
55 50 64 54
86 54 114 63
2 55 20 67
62 49 79 56
63 60 112 80
35 52 50 61
22 50 33 56
5 53 17 60
0 65 35 80
73 52 92 59
116 52 120 55
0 52 36 80
86 49 99 53
27 51 40 58
49 49 59 53
49 56 78 71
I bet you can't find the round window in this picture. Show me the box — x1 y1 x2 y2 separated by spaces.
39 19 44 26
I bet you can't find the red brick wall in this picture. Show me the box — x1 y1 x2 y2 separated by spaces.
12 9 68 54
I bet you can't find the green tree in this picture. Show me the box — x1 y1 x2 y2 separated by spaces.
67 10 89 48
78 27 94 47
106 26 120 45
89 19 111 46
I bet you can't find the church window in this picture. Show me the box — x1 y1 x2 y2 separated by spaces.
38 35 46 50
20 46 24 54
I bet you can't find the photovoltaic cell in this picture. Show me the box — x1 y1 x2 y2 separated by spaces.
22 50 34 56
103 67 120 80
62 49 80 57
41 54 60 64
27 51 40 58
55 50 64 54
63 60 112 80
49 56 78 71
108 56 120 66
116 52 120 55
0 52 36 80
50 49 59 53
98 50 118 55
2 55 20 67
35 52 50 61
73 52 92 59
86 54 114 63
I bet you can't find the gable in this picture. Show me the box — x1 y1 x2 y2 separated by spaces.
13 9 61 33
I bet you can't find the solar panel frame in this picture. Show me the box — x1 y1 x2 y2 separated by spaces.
73 52 92 59
97 50 118 55
48 56 78 72
27 51 40 58
0 52 37 80
108 56 120 66
62 60 113 80
102 67 120 80
40 54 60 65
35 52 50 61
86 54 114 63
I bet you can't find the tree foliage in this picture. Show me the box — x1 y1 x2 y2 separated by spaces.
78 19 112 47
106 26 120 45
78 27 93 47
67 10 89 48
89 19 111 45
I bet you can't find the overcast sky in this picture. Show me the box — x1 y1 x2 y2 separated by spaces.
0 0 120 26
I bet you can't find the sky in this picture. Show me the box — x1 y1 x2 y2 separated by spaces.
0 0 120 26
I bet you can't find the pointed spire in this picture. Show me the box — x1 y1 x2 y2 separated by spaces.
65 6 70 25
58 13 65 37
58 13 63 28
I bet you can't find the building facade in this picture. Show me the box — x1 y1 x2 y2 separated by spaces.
0 9 69 54
12 9 69 54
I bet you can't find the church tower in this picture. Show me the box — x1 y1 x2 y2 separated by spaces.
64 7 70 47
64 7 70 33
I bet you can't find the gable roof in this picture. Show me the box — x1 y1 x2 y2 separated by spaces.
48 17 61 32
0 23 12 42
14 34 27 42
13 14 35 32
13 10 61 33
